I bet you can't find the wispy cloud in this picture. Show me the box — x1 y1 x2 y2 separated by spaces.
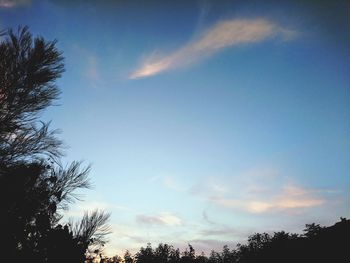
85 55 100 83
191 168 333 214
129 18 295 79
200 210 254 241
71 44 102 87
200 228 238 237
210 186 326 213
210 184 325 214
0 0 30 8
136 213 183 226
202 210 216 225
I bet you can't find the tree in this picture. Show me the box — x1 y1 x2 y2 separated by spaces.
124 250 134 263
221 245 236 263
0 26 63 165
180 244 195 263
168 246 181 263
195 252 208 263
208 250 221 263
135 243 155 263
154 243 172 263
0 26 110 262
303 223 324 238
90 219 350 263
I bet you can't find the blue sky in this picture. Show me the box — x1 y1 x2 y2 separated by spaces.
1 0 350 256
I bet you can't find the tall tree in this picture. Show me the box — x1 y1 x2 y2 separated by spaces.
0 27 110 262
0 26 63 164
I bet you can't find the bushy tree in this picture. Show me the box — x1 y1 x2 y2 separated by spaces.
124 250 134 263
135 243 155 263
0 26 110 262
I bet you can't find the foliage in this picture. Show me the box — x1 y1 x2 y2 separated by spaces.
0 26 63 164
102 218 350 263
0 27 110 262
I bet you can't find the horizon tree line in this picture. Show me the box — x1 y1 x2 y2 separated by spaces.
98 218 350 263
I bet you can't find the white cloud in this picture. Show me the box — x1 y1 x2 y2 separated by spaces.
136 213 183 226
190 168 331 214
209 183 326 214
129 18 295 79
276 185 325 209
0 0 30 8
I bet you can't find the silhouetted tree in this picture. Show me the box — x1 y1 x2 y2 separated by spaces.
124 250 134 263
303 223 324 238
195 252 208 263
154 243 172 263
71 209 111 254
0 26 63 165
0 26 110 262
221 245 236 263
168 246 181 263
180 244 195 263
135 243 155 263
207 250 221 263
103 219 350 263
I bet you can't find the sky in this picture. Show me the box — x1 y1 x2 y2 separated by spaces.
1 0 350 257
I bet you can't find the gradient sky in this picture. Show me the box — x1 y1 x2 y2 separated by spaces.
1 0 350 256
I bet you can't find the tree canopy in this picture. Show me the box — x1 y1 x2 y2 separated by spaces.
0 26 110 263
100 218 350 263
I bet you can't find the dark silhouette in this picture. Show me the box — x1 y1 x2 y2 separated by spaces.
100 218 350 263
0 27 110 262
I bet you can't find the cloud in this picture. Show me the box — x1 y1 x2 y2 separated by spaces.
190 176 232 196
129 18 295 79
81 52 102 88
209 183 325 214
190 168 332 214
0 0 30 8
202 210 216 225
200 227 241 237
85 55 100 82
71 44 101 87
136 213 183 226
